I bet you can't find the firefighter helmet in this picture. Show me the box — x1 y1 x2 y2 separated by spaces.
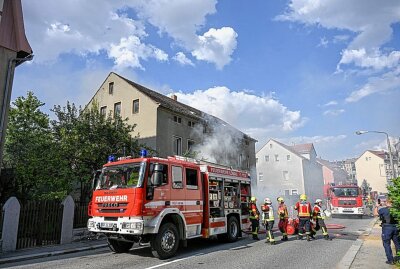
300 194 307 201
277 197 284 203
250 196 257 202
264 198 271 204
315 198 323 204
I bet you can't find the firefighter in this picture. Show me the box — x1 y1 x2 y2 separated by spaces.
277 197 289 241
313 199 330 240
249 196 260 240
294 194 313 241
261 197 275 244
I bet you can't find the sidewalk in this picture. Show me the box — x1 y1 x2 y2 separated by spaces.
0 238 108 265
349 220 396 268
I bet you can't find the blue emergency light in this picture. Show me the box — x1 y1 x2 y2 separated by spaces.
140 149 147 157
108 155 115 163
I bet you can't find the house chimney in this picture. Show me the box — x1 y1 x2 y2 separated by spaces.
171 94 177 101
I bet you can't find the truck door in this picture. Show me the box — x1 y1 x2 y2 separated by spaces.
144 162 170 217
170 165 185 211
183 167 203 237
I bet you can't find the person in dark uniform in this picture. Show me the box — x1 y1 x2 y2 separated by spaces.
378 199 399 265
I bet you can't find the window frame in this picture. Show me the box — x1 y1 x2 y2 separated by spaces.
173 136 182 155
275 154 279 162
108 82 114 95
171 165 183 189
100 106 107 116
132 99 139 114
114 102 121 118
185 168 198 189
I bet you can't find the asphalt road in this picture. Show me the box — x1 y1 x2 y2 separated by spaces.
2 216 375 269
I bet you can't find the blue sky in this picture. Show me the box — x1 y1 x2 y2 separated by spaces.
13 0 400 160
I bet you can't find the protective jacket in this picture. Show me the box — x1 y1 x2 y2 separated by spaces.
313 204 326 220
278 204 288 219
249 202 260 219
295 201 312 218
261 204 275 221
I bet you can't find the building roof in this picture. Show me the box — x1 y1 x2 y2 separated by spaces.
368 150 386 159
0 0 32 57
289 143 314 154
113 72 256 142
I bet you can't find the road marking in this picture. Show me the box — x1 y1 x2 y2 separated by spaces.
144 253 204 269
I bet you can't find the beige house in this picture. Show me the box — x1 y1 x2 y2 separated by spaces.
86 72 256 173
255 139 324 208
355 150 394 194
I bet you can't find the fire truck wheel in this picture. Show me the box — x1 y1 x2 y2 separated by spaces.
220 216 239 242
107 239 134 253
151 222 179 259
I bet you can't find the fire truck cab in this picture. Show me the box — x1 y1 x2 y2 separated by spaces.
327 184 364 218
87 155 252 259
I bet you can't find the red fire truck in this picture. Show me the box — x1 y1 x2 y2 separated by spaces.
327 184 364 218
87 154 252 259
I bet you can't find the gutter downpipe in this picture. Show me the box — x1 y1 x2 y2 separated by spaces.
0 53 33 150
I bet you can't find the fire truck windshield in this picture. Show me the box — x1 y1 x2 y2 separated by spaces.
97 162 146 190
332 187 359 197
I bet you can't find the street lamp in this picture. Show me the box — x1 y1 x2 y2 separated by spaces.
355 130 397 179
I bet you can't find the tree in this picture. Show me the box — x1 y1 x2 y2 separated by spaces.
387 177 400 222
3 91 72 201
51 101 141 200
360 179 371 197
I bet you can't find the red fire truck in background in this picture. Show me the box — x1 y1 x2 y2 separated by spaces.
87 153 252 259
327 184 364 218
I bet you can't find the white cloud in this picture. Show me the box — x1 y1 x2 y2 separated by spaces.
192 27 238 69
345 67 400 102
173 52 194 66
323 100 338 106
22 0 235 69
323 109 345 116
333 35 350 44
174 86 306 141
317 37 328 48
109 36 168 70
278 0 400 102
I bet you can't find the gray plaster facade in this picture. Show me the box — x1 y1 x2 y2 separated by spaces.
86 72 257 174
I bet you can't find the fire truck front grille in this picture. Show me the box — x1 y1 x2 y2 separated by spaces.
99 209 126 213
338 200 356 206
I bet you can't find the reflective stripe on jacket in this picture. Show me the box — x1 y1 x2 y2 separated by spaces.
278 204 288 219
261 204 275 221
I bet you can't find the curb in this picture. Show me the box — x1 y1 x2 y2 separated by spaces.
336 217 378 269
0 243 108 265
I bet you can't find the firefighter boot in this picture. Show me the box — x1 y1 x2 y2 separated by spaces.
306 234 312 241
252 234 260 240
324 234 331 240
282 235 288 241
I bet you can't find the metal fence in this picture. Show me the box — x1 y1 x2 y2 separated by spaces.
73 200 89 228
17 200 63 249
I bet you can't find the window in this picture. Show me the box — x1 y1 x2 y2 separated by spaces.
291 189 298 195
186 168 198 188
238 154 243 167
187 140 195 152
188 121 195 127
100 106 107 116
173 115 182 123
173 136 182 155
108 82 114 94
287 155 291 161
259 172 264 182
275 154 279 161
247 155 250 169
172 166 183 189
284 189 290 196
256 158 258 164
148 163 168 185
114 102 121 118
283 171 289 181
265 155 269 162
269 143 273 149
132 99 139 114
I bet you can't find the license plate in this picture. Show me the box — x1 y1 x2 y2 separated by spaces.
343 210 353 213
100 222 114 228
